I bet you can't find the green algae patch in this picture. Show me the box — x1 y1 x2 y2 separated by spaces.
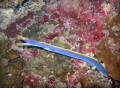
38 22 57 41
49 19 58 25
22 23 41 40
85 44 90 49
22 20 57 42
25 50 74 81
39 23 56 38
52 37 72 49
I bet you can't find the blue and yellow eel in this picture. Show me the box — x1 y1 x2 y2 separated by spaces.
18 35 108 74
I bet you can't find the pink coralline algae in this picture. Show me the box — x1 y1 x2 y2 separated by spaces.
20 48 38 61
1 0 120 87
20 0 117 87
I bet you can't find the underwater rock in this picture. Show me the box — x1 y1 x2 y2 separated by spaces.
0 0 45 8
78 72 113 88
96 11 120 81
1 0 120 87
0 0 24 7
17 0 119 87
0 32 7 40
22 37 74 82
0 2 45 30
0 8 14 24
0 40 12 58
0 40 24 88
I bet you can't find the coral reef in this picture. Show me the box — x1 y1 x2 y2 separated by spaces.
0 40 24 88
22 37 74 81
0 39 12 58
0 1 45 30
96 11 120 81
78 72 112 88
0 0 44 8
19 0 118 87
0 8 14 24
0 0 120 87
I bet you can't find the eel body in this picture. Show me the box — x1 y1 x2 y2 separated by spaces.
18 35 108 74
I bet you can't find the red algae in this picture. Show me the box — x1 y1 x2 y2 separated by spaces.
22 73 43 88
1 0 120 87
3 22 22 38
19 0 119 87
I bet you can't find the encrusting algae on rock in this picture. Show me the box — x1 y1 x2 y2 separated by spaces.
0 0 43 8
0 0 24 7
0 0 120 87
22 37 74 82
0 40 24 88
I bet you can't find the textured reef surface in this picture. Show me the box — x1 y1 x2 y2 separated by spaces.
0 0 120 88
0 0 43 8
0 39 24 88
96 10 120 81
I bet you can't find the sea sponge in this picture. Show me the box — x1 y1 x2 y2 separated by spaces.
96 11 120 81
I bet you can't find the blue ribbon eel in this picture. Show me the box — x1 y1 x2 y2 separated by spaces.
18 35 108 74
